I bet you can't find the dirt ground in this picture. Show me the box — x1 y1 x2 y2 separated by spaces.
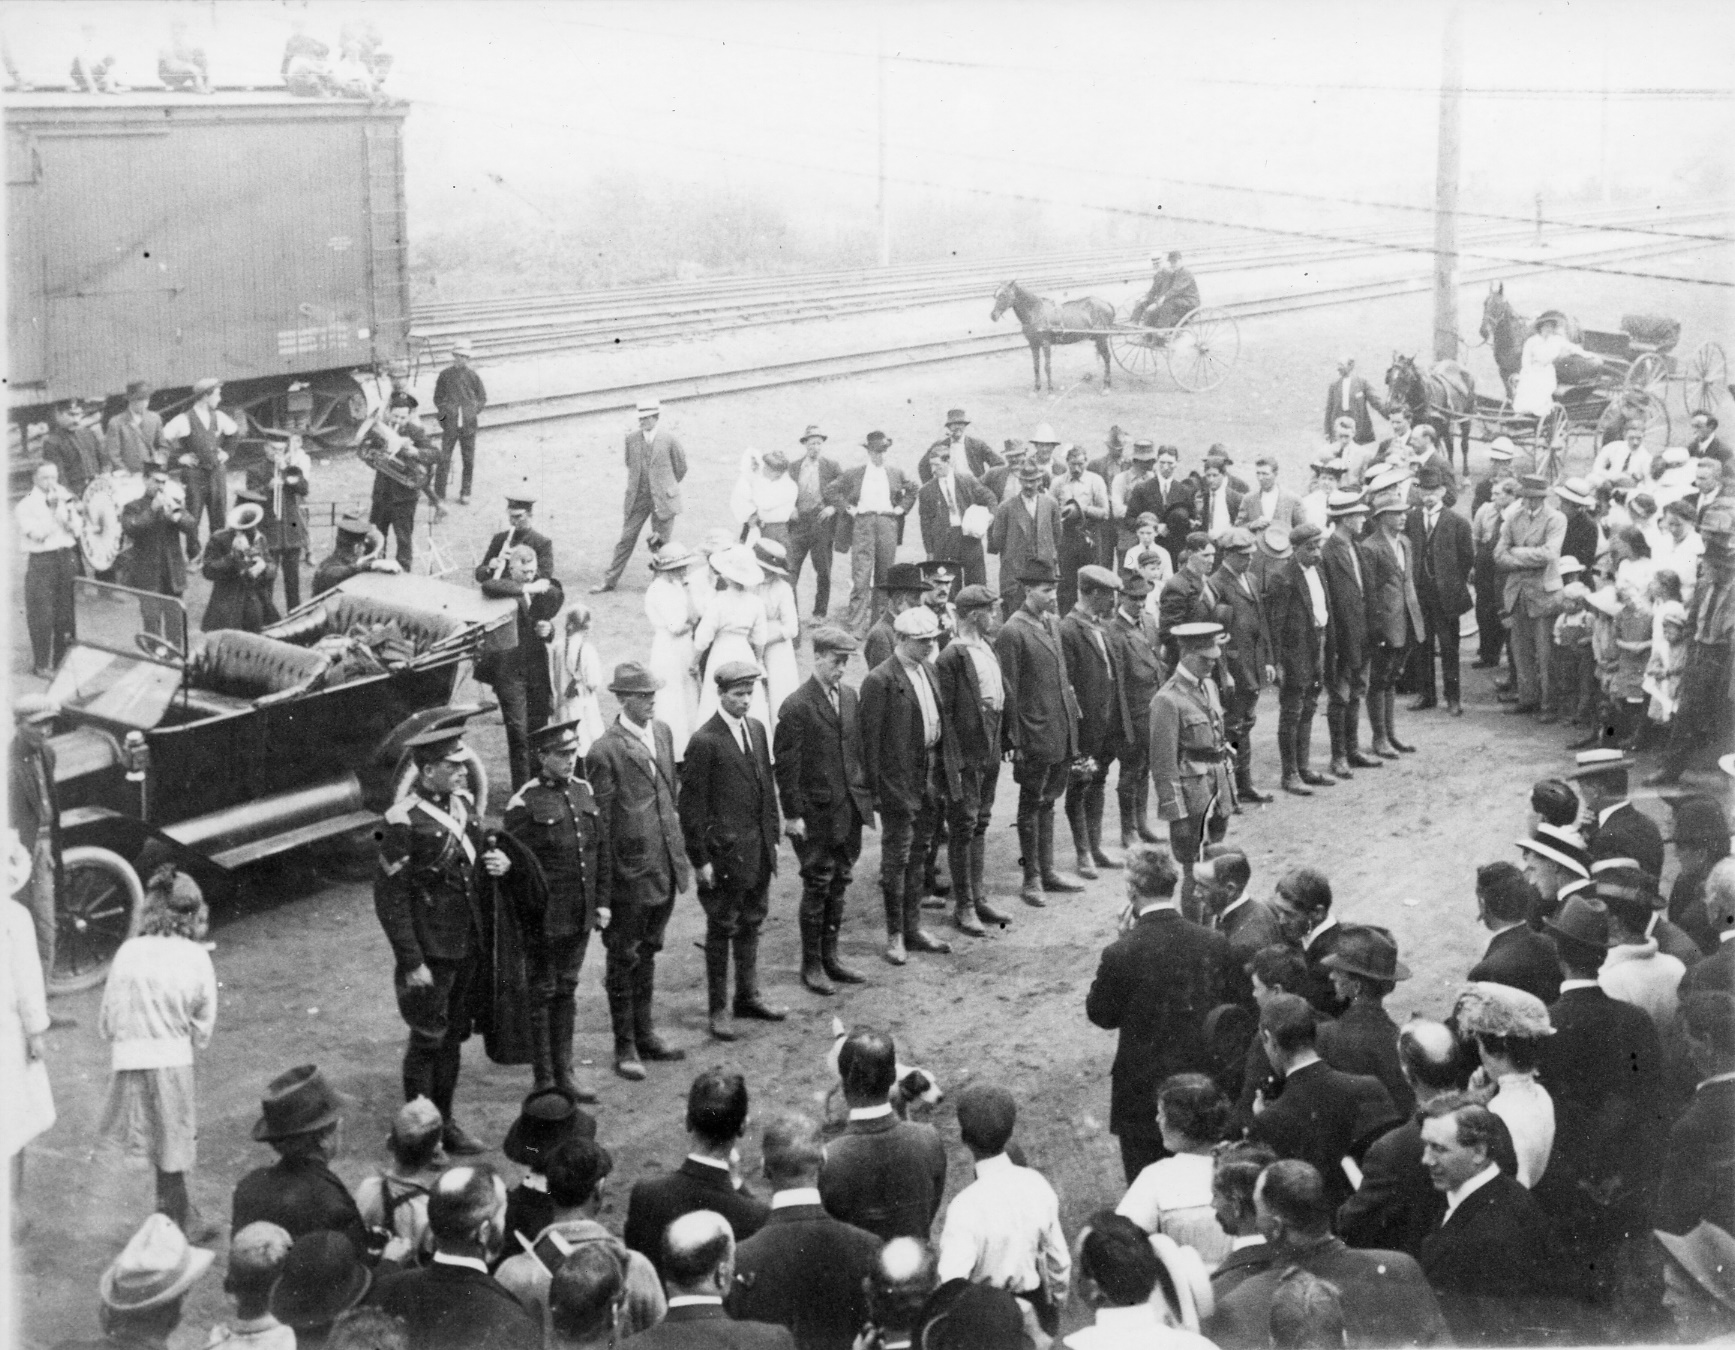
12 245 1734 1347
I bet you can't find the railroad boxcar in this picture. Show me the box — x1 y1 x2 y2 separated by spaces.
6 91 410 448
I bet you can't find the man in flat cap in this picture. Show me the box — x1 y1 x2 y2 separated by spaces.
586 663 691 1081
1150 622 1234 919
1265 523 1334 794
936 586 1012 935
987 457 1063 617
1361 495 1423 757
826 431 918 634
1211 526 1276 804
477 492 555 583
1061 564 1134 877
774 627 874 993
1108 568 1167 846
433 338 487 507
596 399 687 593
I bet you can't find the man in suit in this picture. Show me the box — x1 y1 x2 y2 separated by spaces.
1317 926 1417 1119
1494 474 1566 715
1324 357 1387 445
1194 456 1245 541
1060 565 1134 878
1247 994 1400 1215
993 560 1083 907
232 1065 369 1250
917 438 998 589
1404 465 1474 716
1657 992 1735 1236
1198 853 1281 968
1265 523 1334 795
1212 528 1276 805
1087 844 1246 1183
596 399 688 592
1208 1160 1448 1350
373 1165 542 1350
680 662 784 1041
243 436 312 614
624 1072 770 1271
859 564 928 671
786 427 842 619
476 493 556 582
1569 754 1665 879
1089 426 1129 564
118 457 200 610
1210 1141 1282 1301
1361 498 1423 758
1467 861 1562 1005
1321 493 1381 778
1050 443 1112 614
858 606 954 965
920 407 1003 482
1149 622 1235 920
773 628 873 995
630 1211 795 1350
730 1114 879 1350
1417 1099 1581 1346
104 380 165 474
986 460 1062 616
936 587 1011 936
1681 861 1735 998
432 339 488 506
1156 532 1222 669
586 663 692 1082
1236 456 1307 588
818 1030 948 1242
1338 1020 1458 1256
1687 410 1732 469
161 376 236 558
826 431 917 634
40 399 104 496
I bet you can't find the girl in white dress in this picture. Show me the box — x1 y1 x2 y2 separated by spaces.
552 604 605 755
644 545 702 759
752 538 801 733
692 545 769 727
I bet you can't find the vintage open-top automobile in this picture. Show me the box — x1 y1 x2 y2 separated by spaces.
37 572 518 992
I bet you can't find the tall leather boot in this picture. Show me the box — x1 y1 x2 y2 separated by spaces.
1017 816 1045 907
1135 780 1163 843
435 1045 484 1155
1368 688 1400 758
403 1042 438 1104
1279 718 1309 795
528 1004 555 1090
970 833 1010 927
1297 715 1334 787
733 933 787 1020
1384 688 1415 752
1326 704 1352 779
1065 785 1097 879
607 966 644 1081
1086 780 1122 868
1117 786 1139 849
800 920 835 995
949 816 986 931
1346 699 1383 769
633 959 684 1063
548 1000 597 1102
821 925 866 984
1234 726 1273 804
1039 807 1084 893
704 933 735 1041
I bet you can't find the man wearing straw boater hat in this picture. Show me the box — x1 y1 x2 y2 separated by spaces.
200 491 279 634
595 398 688 593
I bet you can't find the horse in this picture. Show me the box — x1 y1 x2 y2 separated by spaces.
1479 283 1528 398
1385 353 1476 474
990 280 1116 393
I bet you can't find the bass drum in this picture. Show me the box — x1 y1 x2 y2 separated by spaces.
79 473 145 575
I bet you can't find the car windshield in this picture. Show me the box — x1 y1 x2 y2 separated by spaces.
72 578 188 660
44 580 188 730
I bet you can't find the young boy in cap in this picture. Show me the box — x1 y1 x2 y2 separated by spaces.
354 1097 445 1261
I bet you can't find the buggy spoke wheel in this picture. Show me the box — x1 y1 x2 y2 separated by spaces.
1637 393 1671 456
1166 309 1239 392
1625 352 1667 395
51 846 145 995
1111 329 1163 378
1686 342 1727 413
1534 407 1568 482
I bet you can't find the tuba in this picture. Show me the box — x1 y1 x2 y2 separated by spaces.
356 413 429 490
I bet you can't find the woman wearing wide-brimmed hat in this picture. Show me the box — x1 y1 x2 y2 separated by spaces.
1513 309 1594 419
643 545 703 759
201 490 280 633
752 537 801 730
691 545 769 728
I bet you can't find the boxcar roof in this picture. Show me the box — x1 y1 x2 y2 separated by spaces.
6 90 406 120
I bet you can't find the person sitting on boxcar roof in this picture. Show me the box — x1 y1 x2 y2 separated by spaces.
71 24 124 93
158 18 211 94
281 18 332 96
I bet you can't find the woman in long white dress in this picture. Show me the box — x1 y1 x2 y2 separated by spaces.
730 448 799 552
692 544 769 727
752 538 801 733
551 604 605 755
4 834 55 1214
1513 312 1593 418
644 545 702 759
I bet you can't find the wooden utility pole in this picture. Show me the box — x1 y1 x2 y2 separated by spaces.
876 32 890 268
1432 5 1463 362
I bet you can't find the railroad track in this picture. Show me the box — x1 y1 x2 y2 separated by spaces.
469 226 1729 430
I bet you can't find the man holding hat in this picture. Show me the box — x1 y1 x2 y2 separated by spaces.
1265 523 1334 794
995 560 1084 907
1051 443 1112 614
988 451 1064 617
918 437 998 589
477 491 555 582
200 492 278 633
596 399 687 593
61 1213 214 1350
922 407 1003 483
232 1064 369 1250
1108 568 1166 845
1150 622 1235 917
375 719 509 1152
936 587 1013 934
1653 503 1735 785
1405 464 1474 716
1321 491 1380 776
1211 527 1275 804
863 562 932 670
1361 492 1423 756
787 426 841 618
774 626 874 992
311 513 399 598
859 606 956 963
105 380 165 475
1495 474 1566 716
432 338 487 506
1062 565 1135 876
161 377 235 559
826 430 918 633
501 720 604 1098
680 661 785 1038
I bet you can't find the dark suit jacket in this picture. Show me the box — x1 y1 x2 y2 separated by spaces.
1211 564 1273 691
371 1258 541 1350
790 453 843 517
1337 1115 1446 1257
1060 610 1133 758
1405 505 1474 617
920 434 1003 482
818 1113 947 1242
475 525 555 581
1585 800 1665 880
1247 1060 1400 1214
1125 474 1194 529
1467 924 1563 1006
857 656 953 815
1265 558 1328 689
1086 908 1247 1135
1318 1001 1417 1120
628 1301 796 1350
680 713 779 890
863 616 897 672
586 719 690 912
917 471 998 586
1326 374 1386 443
118 492 199 596
1107 610 1166 732
985 492 1061 586
935 641 1001 791
1539 984 1667 1188
1211 1240 1278 1303
1681 940 1735 997
1194 484 1246 534
1156 567 1226 660
1304 922 1354 1017
1208 1235 1448 1350
1656 1078 1735 1236
1360 530 1424 648
992 608 1079 763
1321 531 1369 674
1217 897 1288 970
825 464 916 552
773 677 872 838
231 1156 369 1251
729 1202 881 1350
625 1158 770 1272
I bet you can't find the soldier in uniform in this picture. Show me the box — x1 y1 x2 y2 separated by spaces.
501 719 602 1103
1149 622 1234 922
311 513 400 599
475 492 555 582
374 722 509 1156
1108 570 1167 848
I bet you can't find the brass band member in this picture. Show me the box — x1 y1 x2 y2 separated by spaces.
13 462 83 674
365 404 438 572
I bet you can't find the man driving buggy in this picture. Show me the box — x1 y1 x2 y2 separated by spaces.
1130 251 1201 331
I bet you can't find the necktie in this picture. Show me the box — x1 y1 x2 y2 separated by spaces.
738 722 750 758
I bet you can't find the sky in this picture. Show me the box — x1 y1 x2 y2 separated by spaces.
4 0 1733 254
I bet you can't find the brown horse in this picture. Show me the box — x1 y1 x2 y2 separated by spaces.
991 280 1115 392
1385 353 1476 473
1479 283 1528 398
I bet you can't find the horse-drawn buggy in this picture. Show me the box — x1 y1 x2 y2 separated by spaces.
32 571 516 992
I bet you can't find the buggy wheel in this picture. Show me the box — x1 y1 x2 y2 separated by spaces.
390 745 489 817
1625 352 1668 395
51 847 144 995
1166 308 1239 392
1110 328 1164 378
1534 407 1569 482
1635 391 1671 456
1686 342 1727 413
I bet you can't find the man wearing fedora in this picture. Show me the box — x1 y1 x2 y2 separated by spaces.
54 1213 214 1350
586 663 691 1081
375 722 509 1154
265 1230 374 1346
921 407 1003 483
161 376 235 559
232 1064 370 1252
1150 622 1236 919
1361 494 1423 757
826 430 917 634
1404 464 1474 716
1321 492 1381 777
433 338 487 506
918 436 998 589
1316 925 1416 1119
596 399 688 593
987 457 1063 617
200 491 279 633
936 587 1014 935
104 380 165 475
862 562 930 671
787 426 841 618
501 1086 597 1246
1495 474 1566 716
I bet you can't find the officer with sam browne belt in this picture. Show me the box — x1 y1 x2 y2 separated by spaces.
1149 622 1235 922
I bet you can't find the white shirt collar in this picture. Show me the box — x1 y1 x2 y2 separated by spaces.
1444 1162 1502 1220
848 1103 894 1122
667 1295 724 1309
1136 900 1181 918
1303 914 1338 949
432 1251 490 1273
1218 894 1252 921
1094 1305 1162 1333
1559 978 1601 992
771 1187 822 1209
686 1152 731 1172
719 709 751 743
1230 1233 1267 1251
1721 929 1735 945
972 1152 1015 1178
519 1172 547 1193
618 712 656 749
1698 1070 1735 1092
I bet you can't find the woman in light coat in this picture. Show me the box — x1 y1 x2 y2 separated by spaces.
730 447 798 552
1513 312 1594 419
691 545 768 727
644 546 702 759
752 538 801 735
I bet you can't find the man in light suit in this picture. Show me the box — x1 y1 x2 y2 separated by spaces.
1494 474 1566 715
917 439 998 588
987 459 1063 616
586 662 691 1081
825 431 917 635
1236 455 1306 588
103 380 165 473
595 398 688 592
918 407 1003 482
1361 499 1424 758
1324 356 1388 445
786 426 842 618
1406 464 1476 716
